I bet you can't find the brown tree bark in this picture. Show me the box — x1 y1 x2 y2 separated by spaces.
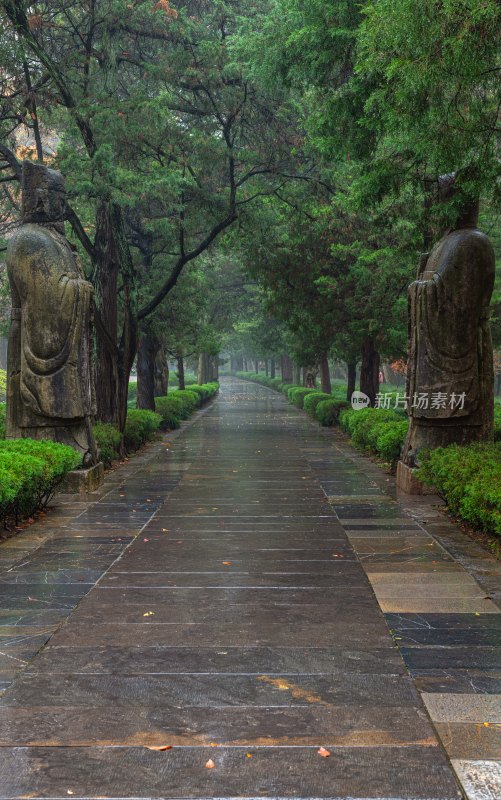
198 353 210 384
319 354 332 394
270 359 275 379
154 347 169 396
177 356 185 390
136 328 158 411
94 201 120 424
347 361 357 402
360 337 380 406
281 354 293 382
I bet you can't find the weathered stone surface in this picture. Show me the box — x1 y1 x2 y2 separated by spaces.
452 760 501 800
396 460 435 495
402 192 495 466
59 462 104 493
6 161 98 465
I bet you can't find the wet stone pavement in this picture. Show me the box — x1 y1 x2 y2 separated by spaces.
0 378 499 799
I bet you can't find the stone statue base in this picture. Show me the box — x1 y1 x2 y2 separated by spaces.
396 461 434 496
59 463 104 495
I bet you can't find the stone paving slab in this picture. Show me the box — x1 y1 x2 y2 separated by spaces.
0 746 461 799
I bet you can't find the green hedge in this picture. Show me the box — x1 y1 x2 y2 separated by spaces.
418 443 501 536
93 422 122 467
303 392 332 416
288 387 317 408
123 409 162 452
315 399 350 427
0 439 80 523
339 407 408 467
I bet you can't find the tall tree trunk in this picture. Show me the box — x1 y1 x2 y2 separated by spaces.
154 346 169 396
360 337 380 406
177 355 185 390
198 353 210 384
347 361 357 402
255 359 259 374
94 202 119 423
281 354 293 382
293 363 301 385
265 359 269 376
319 353 332 394
270 359 275 379
136 327 158 411
209 355 219 382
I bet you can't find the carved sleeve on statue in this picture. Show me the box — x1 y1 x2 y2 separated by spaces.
6 224 95 421
409 229 495 420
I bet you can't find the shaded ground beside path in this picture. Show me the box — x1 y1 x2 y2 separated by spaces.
0 378 499 799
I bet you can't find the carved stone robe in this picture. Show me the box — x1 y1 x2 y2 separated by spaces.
6 223 96 456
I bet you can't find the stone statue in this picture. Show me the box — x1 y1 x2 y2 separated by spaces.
401 179 495 470
5 161 98 466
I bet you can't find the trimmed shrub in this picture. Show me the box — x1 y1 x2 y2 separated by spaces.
418 443 501 535
154 396 183 430
303 392 332 417
373 420 409 466
173 389 200 412
0 439 80 522
315 399 350 427
339 407 408 466
124 409 162 452
288 387 317 408
93 422 122 467
184 382 219 403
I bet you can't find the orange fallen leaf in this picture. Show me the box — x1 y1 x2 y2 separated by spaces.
317 747 331 757
246 753 252 758
147 745 172 751
205 759 215 769
222 561 232 565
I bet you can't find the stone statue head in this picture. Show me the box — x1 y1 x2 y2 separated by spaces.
21 161 67 229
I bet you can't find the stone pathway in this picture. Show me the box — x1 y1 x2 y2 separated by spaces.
0 378 499 799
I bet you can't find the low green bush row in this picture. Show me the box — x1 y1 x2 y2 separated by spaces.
418 443 501 536
339 407 409 467
0 439 80 524
315 399 351 427
94 383 219 466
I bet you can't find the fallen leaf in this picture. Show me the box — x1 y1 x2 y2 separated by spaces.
246 753 252 758
317 747 331 757
222 561 232 565
147 745 173 751
144 538 150 542
143 611 155 617
205 759 215 769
